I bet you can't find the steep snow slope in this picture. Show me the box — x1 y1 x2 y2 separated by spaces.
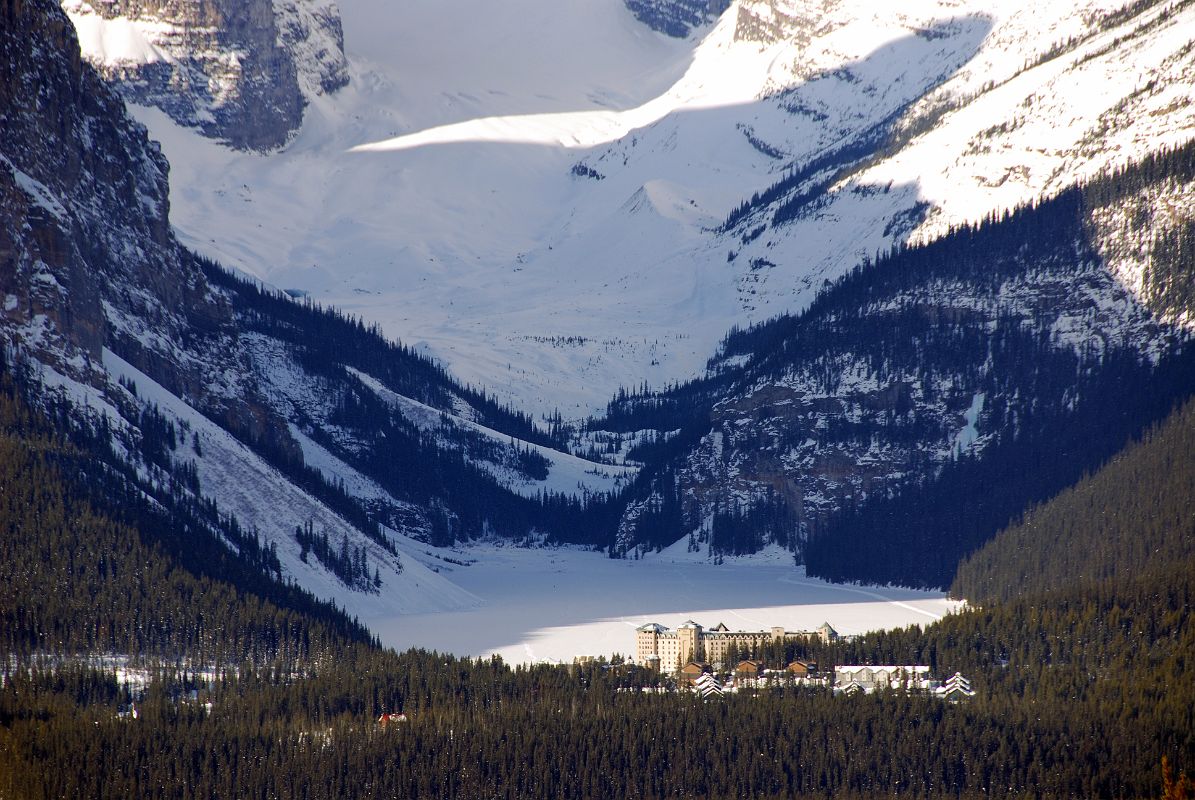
100 349 481 618
131 0 1195 421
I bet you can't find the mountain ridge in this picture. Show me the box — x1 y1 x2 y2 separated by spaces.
1 0 1192 613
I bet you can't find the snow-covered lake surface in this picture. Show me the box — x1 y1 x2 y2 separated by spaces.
367 544 961 665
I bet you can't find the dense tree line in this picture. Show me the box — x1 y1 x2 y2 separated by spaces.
296 520 383 592
802 342 1195 588
709 489 797 556
1 555 1190 798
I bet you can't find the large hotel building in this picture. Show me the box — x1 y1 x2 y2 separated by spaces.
635 620 839 672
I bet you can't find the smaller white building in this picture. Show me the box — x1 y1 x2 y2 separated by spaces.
833 665 937 694
694 672 724 699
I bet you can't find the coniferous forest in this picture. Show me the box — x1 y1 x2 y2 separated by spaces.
1 350 1193 798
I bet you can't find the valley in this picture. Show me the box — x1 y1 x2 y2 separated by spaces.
105 0 1195 417
2 0 1195 794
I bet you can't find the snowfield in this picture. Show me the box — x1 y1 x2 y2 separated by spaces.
369 544 960 665
107 0 1195 419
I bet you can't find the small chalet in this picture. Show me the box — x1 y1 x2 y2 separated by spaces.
935 673 975 702
694 672 724 699
734 659 765 680
786 660 817 678
679 661 711 685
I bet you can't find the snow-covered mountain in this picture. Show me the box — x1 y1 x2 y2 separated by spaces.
5 0 1193 601
98 0 1195 420
2 0 626 621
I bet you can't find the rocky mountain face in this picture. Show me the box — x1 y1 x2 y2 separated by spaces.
625 0 731 37
59 0 348 150
0 0 498 616
2 0 245 421
602 147 1195 567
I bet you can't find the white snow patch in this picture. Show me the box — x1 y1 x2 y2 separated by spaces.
60 0 179 67
2 155 69 221
953 391 984 453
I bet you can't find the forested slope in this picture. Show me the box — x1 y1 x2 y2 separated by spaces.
951 396 1195 604
2 548 1191 798
0 362 374 668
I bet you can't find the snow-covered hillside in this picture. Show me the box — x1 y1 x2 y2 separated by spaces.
122 0 1195 419
99 350 481 618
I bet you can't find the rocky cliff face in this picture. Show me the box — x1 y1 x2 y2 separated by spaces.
730 0 829 45
625 0 731 37
59 0 348 150
1 0 288 443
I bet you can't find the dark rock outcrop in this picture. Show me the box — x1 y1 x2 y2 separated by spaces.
60 0 348 150
625 0 731 38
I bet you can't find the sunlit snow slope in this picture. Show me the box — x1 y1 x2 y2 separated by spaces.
118 0 1195 417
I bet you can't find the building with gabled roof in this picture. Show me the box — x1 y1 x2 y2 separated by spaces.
734 659 765 680
935 672 975 702
679 661 712 685
694 672 723 699
833 666 935 694
787 659 817 678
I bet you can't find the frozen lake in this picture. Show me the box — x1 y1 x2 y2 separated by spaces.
366 544 961 665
